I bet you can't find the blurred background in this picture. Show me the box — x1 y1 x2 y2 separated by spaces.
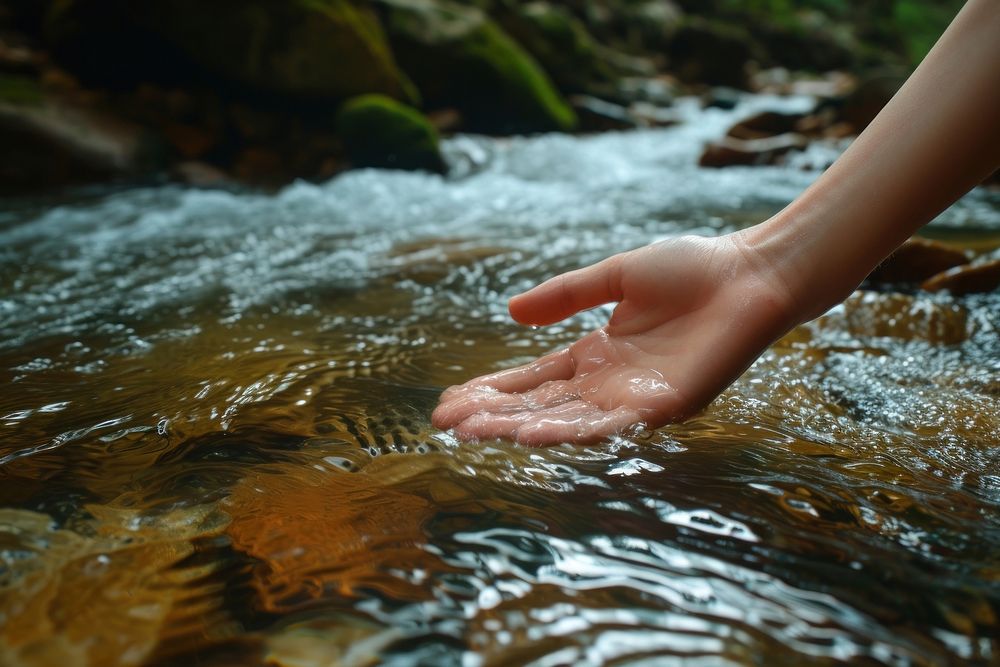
0 0 965 195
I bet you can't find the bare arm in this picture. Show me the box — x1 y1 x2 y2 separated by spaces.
744 0 1000 319
434 0 1000 446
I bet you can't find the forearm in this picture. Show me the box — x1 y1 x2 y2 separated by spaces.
741 0 1000 321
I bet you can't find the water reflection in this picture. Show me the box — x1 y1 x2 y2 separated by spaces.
2 96 999 665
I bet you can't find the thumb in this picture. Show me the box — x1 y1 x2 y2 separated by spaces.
509 253 624 326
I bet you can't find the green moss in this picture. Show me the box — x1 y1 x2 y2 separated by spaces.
461 21 576 131
336 94 445 172
502 2 613 93
381 0 575 134
0 75 44 105
892 0 962 64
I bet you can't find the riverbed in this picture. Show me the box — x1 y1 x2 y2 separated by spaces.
2 96 999 666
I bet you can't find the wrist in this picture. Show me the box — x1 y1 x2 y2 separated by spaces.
734 211 869 324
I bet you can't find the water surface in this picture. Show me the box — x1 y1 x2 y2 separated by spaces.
2 96 1000 666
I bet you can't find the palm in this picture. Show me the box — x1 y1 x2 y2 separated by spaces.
433 235 796 445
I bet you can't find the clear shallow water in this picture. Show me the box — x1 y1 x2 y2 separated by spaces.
1 96 1000 666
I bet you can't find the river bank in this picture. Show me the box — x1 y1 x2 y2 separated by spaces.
0 0 961 193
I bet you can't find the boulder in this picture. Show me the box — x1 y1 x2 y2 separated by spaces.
0 74 162 194
336 94 446 173
494 1 613 93
45 0 417 103
754 12 855 73
376 0 576 133
665 17 759 89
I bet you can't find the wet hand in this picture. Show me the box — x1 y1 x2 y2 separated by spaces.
433 234 801 446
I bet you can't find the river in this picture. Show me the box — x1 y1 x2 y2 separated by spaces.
1 95 999 666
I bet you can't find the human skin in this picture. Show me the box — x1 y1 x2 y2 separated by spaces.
433 0 1000 446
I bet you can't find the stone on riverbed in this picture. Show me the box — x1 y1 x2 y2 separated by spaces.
698 133 808 168
866 237 970 286
922 259 1000 296
337 94 446 173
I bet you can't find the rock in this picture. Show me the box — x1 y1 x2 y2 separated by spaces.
173 160 232 188
753 12 855 73
0 37 41 76
161 121 216 159
231 146 287 186
701 86 742 110
922 259 1000 296
0 74 162 194
224 466 439 613
665 17 759 89
376 0 576 134
495 1 613 93
336 94 446 173
866 237 970 286
617 0 684 51
580 0 683 53
569 94 638 132
726 110 807 140
614 76 678 106
629 101 680 128
698 133 807 168
425 107 463 133
46 0 417 103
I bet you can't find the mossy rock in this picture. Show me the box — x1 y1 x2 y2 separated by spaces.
377 0 575 134
45 0 417 103
336 94 446 173
495 1 614 93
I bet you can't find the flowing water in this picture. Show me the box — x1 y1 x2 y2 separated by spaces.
2 96 1000 666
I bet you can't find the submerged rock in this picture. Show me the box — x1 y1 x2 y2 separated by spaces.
866 237 970 286
922 259 1000 296
376 0 576 133
337 94 446 173
819 291 969 345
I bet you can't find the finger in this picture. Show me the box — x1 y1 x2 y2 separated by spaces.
432 386 525 429
514 403 641 447
453 401 641 447
509 253 625 326
452 399 589 442
439 348 576 404
432 379 579 429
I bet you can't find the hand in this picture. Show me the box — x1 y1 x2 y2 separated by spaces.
432 233 801 446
